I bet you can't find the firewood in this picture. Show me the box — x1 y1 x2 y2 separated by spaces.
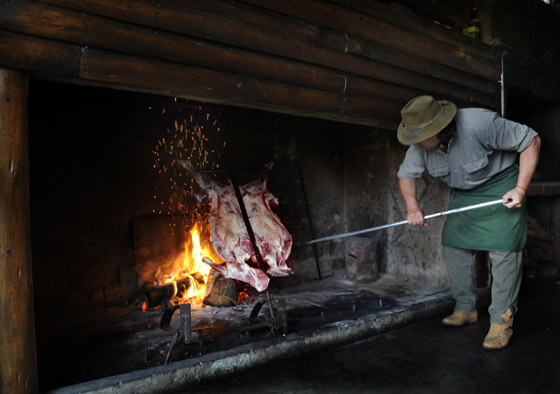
144 277 193 309
203 272 239 307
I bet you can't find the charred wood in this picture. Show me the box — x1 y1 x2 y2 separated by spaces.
203 274 239 307
144 278 193 309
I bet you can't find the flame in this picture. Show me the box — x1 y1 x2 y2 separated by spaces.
162 223 215 305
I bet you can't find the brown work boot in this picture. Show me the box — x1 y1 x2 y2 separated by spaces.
483 308 513 350
442 310 478 327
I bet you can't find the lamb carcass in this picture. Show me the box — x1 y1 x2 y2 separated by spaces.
180 161 293 292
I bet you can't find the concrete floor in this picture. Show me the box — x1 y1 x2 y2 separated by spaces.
189 278 560 394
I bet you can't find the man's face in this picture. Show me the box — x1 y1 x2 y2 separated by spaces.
415 134 439 150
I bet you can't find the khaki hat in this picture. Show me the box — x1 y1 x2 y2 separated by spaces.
397 96 457 145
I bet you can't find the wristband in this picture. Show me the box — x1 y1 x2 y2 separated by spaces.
516 185 527 192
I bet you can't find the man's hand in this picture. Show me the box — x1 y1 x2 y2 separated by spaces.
399 177 427 226
503 187 525 209
407 207 427 226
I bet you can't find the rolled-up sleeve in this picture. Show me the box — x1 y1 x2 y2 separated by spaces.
397 146 426 181
483 112 538 153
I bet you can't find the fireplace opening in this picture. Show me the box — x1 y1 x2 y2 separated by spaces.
29 80 447 391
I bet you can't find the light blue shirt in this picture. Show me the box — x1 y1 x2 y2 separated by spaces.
397 108 538 190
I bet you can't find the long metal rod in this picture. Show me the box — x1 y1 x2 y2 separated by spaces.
300 198 510 246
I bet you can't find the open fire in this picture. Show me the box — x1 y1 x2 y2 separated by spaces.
137 103 229 310
160 223 214 304
140 221 228 311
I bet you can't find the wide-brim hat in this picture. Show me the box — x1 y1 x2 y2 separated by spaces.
397 96 457 145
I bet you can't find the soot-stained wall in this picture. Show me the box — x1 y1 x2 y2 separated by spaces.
343 129 450 289
28 81 355 312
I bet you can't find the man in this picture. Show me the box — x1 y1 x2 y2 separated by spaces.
396 95 541 350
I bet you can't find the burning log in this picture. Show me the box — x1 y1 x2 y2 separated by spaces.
203 272 239 307
144 276 200 309
144 272 239 308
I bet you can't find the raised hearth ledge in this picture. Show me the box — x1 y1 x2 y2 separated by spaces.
47 287 490 394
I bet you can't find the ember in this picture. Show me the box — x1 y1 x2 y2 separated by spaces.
160 224 216 304
145 105 226 307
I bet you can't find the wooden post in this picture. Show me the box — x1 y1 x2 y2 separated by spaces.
0 68 38 394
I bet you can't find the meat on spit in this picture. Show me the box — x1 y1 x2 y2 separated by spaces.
180 161 293 292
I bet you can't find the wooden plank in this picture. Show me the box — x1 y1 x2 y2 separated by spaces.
0 0 422 103
165 0 495 98
30 0 495 106
331 0 495 61
346 36 495 95
0 68 38 394
0 31 80 77
79 48 402 128
0 0 346 93
505 62 560 102
165 0 347 51
528 182 560 196
241 0 499 80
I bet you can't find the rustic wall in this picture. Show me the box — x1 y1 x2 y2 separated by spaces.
508 102 560 269
343 128 450 289
0 0 499 128
29 80 351 310
480 0 560 68
384 141 450 289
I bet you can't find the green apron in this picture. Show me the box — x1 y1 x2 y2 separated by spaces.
442 165 527 252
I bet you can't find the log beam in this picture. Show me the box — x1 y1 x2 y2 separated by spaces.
26 0 495 106
79 48 403 128
241 0 499 80
0 68 38 394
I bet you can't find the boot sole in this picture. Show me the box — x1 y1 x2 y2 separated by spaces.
483 336 512 350
482 342 509 351
442 318 478 327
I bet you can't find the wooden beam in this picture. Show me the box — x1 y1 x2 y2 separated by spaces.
241 0 500 80
165 0 495 98
0 0 341 92
0 68 38 394
528 182 560 196
165 0 347 51
28 0 495 106
346 37 495 95
0 31 80 77
331 0 495 61
79 48 402 128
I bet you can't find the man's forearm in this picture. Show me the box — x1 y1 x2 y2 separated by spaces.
517 135 541 190
398 177 420 211
399 177 427 226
